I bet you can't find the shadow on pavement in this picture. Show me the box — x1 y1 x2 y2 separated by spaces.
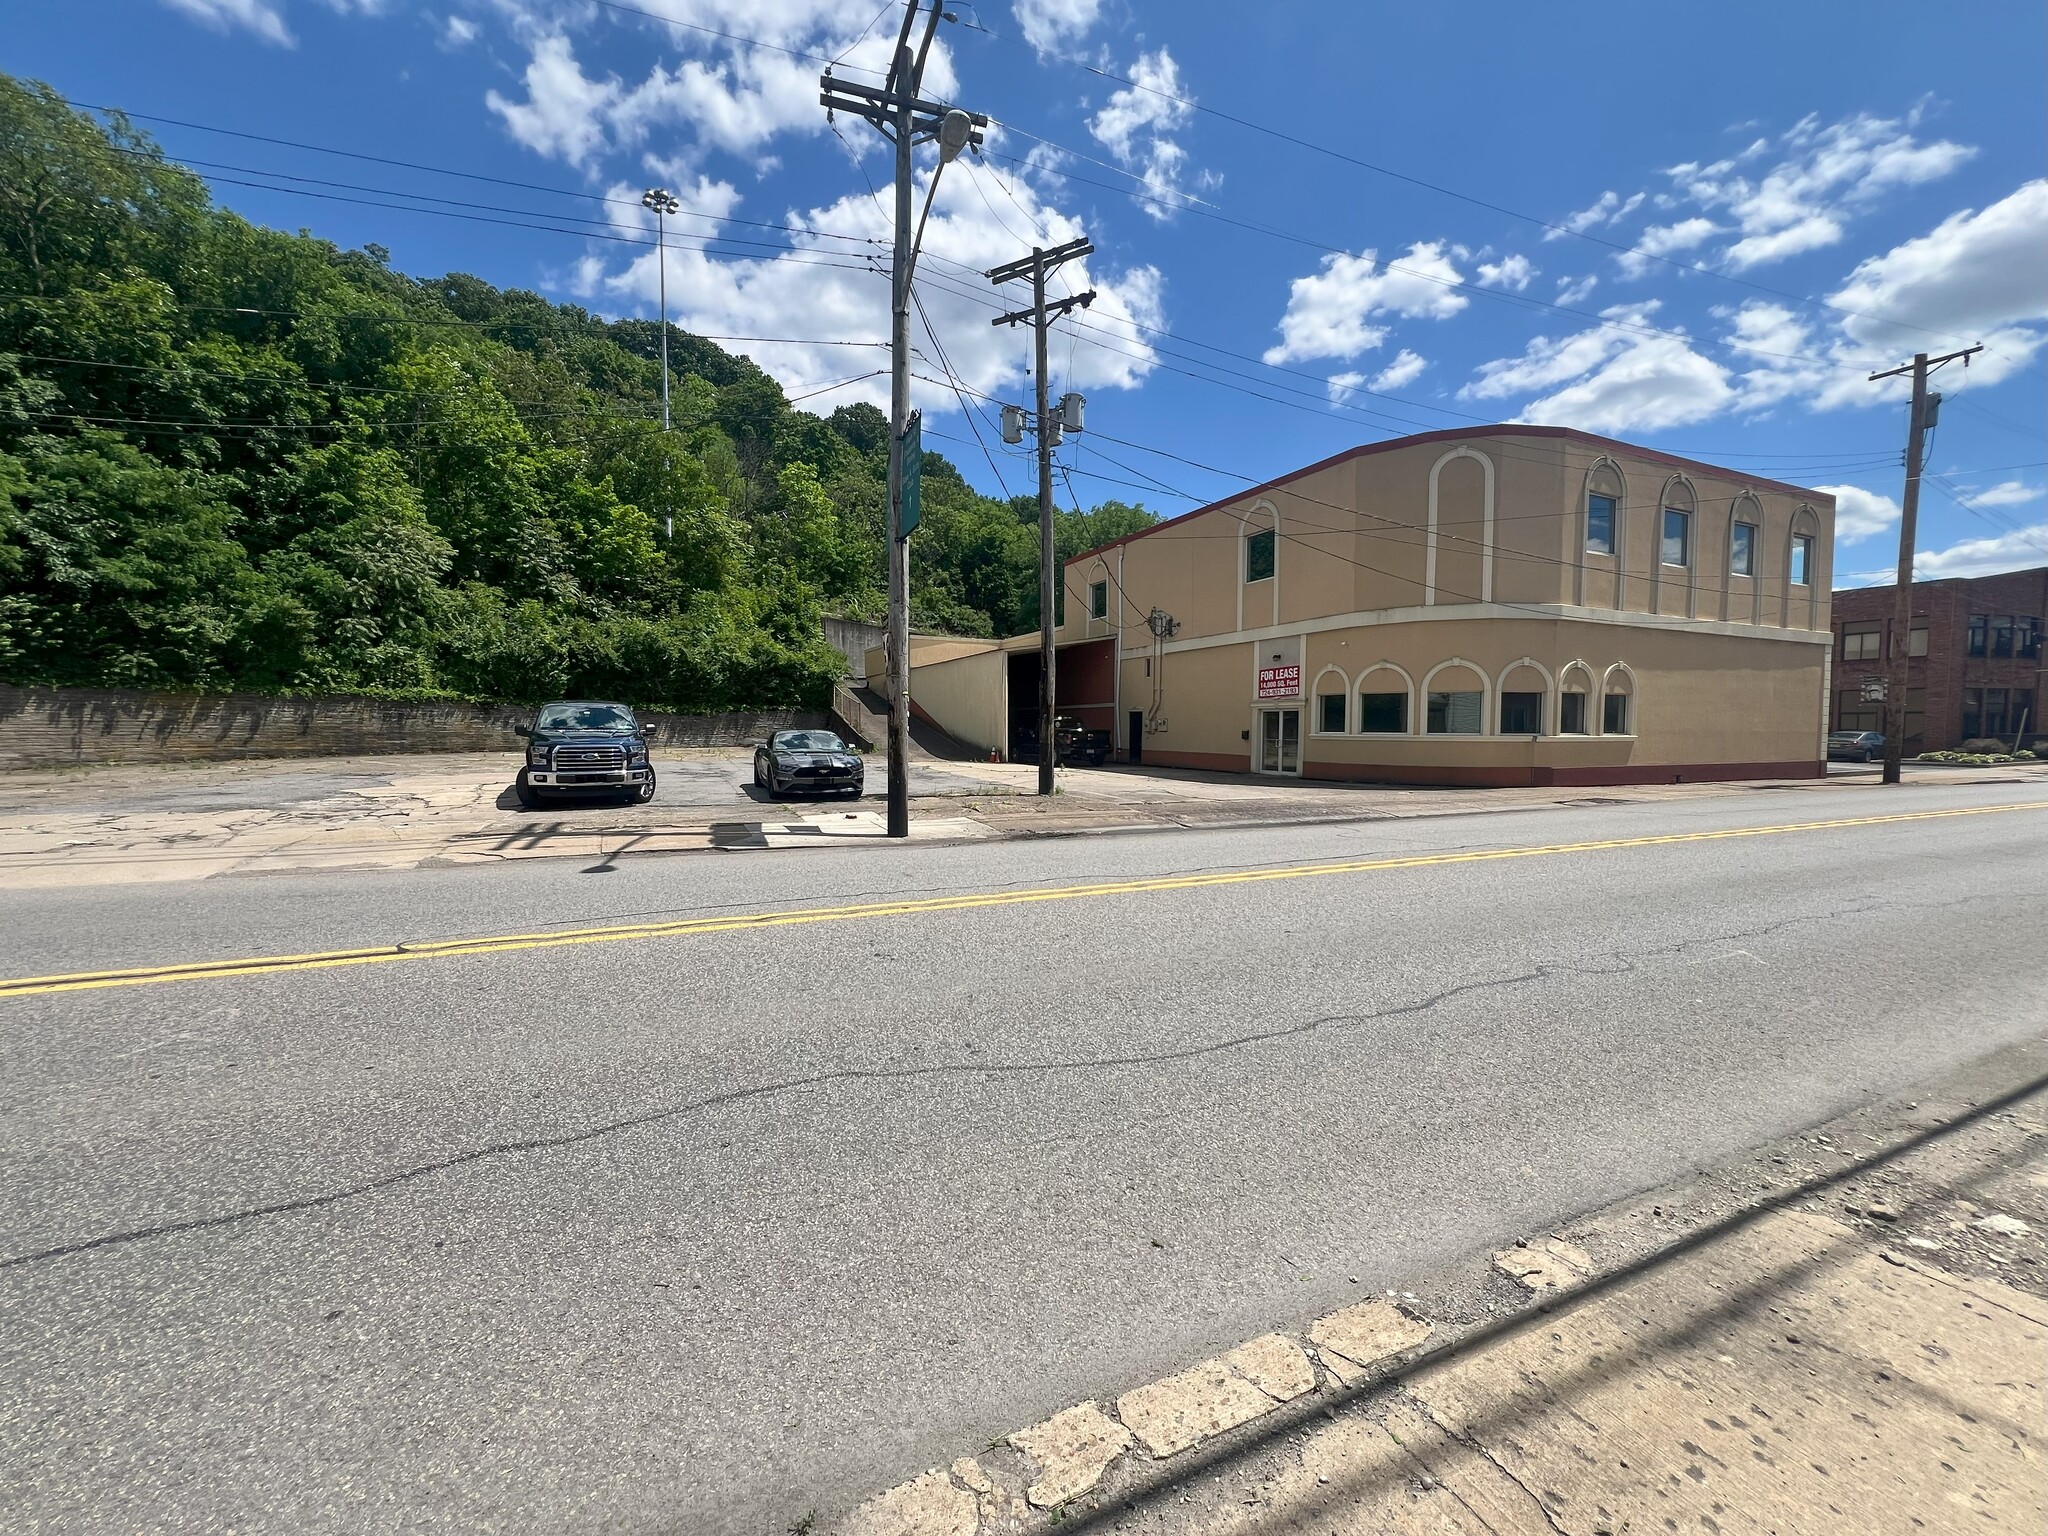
1043 1066 2048 1535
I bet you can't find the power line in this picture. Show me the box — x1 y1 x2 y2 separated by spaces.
957 23 2001 355
910 256 1907 458
65 97 879 247
58 90 1947 456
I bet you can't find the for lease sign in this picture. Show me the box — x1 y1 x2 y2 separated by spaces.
1256 665 1301 699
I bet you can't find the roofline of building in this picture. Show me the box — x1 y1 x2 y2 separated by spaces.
1831 564 2048 596
1063 424 1838 570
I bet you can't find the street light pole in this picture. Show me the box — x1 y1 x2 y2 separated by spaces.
642 187 680 541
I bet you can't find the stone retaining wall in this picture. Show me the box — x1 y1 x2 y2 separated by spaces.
0 684 834 770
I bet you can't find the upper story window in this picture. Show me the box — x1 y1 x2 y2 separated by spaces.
1990 615 2015 657
1661 507 1691 568
1909 621 1928 657
1730 522 1757 576
1791 533 1814 588
1841 622 1883 662
1968 615 1988 656
2019 617 2043 659
1586 493 1616 555
1088 580 1107 620
1245 526 1275 583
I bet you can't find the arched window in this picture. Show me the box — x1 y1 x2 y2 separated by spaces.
1655 476 1698 617
1600 662 1637 736
1238 499 1278 632
1659 477 1696 570
1786 505 1822 629
1585 461 1623 556
1422 660 1488 735
1557 661 1596 734
1311 666 1350 734
1496 658 1552 736
1357 662 1413 734
1580 459 1628 609
1724 493 1763 624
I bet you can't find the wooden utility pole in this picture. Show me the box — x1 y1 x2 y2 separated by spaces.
1868 345 1980 784
990 238 1094 795
821 5 983 835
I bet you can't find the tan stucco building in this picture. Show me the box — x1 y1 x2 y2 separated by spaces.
899 425 1837 786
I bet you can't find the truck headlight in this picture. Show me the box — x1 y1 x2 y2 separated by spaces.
527 746 549 765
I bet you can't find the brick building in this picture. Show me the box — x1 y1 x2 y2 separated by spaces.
1829 566 2046 751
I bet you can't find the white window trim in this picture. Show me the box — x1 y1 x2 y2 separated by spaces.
1355 660 1417 737
1495 656 1554 736
1598 660 1639 737
1426 447 1496 606
1420 657 1491 737
1309 664 1352 735
1557 660 1597 735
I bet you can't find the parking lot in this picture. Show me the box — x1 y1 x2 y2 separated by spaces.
5 744 2039 890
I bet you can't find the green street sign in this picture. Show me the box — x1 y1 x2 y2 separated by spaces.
898 410 922 540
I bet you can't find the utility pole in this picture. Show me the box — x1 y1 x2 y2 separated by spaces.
991 238 1094 796
641 187 680 542
822 3 983 837
1868 344 1980 784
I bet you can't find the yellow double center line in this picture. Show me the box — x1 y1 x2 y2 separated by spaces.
5 800 2043 1000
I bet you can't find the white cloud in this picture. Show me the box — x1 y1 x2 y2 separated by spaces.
485 3 952 175
1723 213 1841 270
1665 108 1976 270
1813 483 1901 544
1909 522 2048 580
1475 254 1534 291
486 35 620 169
443 13 479 46
1262 243 1468 366
592 159 1160 417
1371 349 1427 391
1827 179 2048 377
1013 0 1100 50
1960 480 2045 509
1614 216 1719 277
1463 302 1735 434
1554 273 1598 307
1546 190 1644 240
1329 350 1428 404
1087 48 1207 219
160 0 293 45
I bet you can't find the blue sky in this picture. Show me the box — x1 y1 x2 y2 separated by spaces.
12 0 2047 582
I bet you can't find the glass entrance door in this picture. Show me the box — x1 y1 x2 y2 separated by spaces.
1257 708 1301 774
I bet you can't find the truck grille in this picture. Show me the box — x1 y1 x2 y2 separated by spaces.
554 744 626 770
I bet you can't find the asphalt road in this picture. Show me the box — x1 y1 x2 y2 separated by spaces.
4 779 2047 1533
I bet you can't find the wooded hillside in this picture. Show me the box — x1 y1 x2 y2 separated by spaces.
0 77 1155 712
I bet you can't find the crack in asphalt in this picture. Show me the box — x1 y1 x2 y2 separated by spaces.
3 885 2020 1273
2 965 1578 1271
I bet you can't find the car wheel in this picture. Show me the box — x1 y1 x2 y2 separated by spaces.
632 768 657 804
763 766 781 800
516 768 543 810
753 755 765 788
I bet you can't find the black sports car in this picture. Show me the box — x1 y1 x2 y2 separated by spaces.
753 729 864 800
515 700 656 807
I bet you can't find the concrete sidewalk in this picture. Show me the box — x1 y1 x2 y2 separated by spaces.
839 1043 2047 1536
2 750 2043 888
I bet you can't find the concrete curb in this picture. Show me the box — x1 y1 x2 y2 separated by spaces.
827 1040 2048 1535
